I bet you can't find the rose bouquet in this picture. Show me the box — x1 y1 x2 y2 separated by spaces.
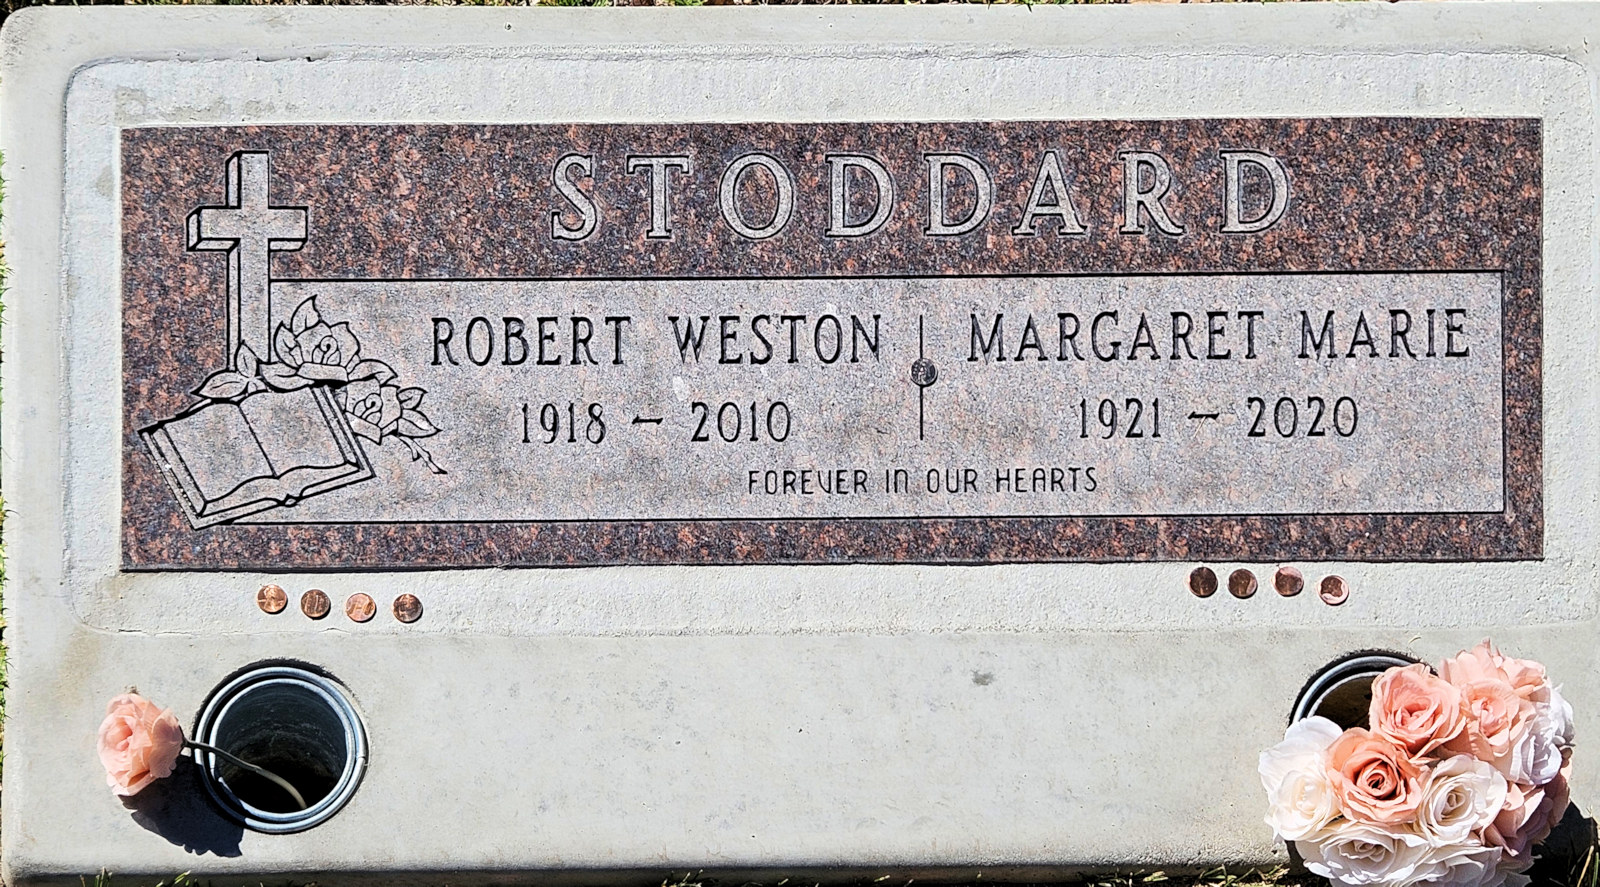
1261 642 1574 887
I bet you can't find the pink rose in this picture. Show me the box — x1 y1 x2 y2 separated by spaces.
1441 640 1551 705
1325 728 1426 825
1295 821 1433 886
1490 758 1572 866
1512 685 1576 786
96 693 185 796
1445 678 1535 774
1369 663 1466 760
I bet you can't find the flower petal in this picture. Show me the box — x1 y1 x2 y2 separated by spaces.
97 693 186 797
348 414 384 442
297 364 350 383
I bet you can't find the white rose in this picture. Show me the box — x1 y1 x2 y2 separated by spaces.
1506 686 1573 786
1298 821 1434 886
1416 755 1509 847
1260 716 1343 840
1418 842 1506 887
1267 768 1343 842
1550 684 1577 748
1261 716 1343 788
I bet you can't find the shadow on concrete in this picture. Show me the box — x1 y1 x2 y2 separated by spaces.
120 755 243 857
1526 803 1598 887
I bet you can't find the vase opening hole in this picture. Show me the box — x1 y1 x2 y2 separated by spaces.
1291 650 1419 730
195 664 366 834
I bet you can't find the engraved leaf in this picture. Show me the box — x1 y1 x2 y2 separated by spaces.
291 296 322 333
273 324 298 364
349 360 396 384
259 361 314 391
398 387 425 409
397 409 439 438
194 370 251 401
235 343 260 378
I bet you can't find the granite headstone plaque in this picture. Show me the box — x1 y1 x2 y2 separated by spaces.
4 6 1598 886
123 119 1536 568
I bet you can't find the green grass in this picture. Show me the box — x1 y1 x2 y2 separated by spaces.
83 873 207 887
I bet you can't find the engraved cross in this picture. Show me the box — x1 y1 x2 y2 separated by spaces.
186 152 308 370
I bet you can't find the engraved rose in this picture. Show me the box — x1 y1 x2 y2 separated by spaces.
341 378 404 442
285 320 361 381
267 296 393 389
338 377 445 474
273 297 374 384
193 294 446 475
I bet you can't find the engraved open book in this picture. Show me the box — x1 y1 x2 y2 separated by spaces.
142 385 372 528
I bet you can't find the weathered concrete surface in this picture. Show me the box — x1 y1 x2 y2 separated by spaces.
3 5 1600 885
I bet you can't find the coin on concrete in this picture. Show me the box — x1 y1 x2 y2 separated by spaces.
393 593 424 624
256 583 287 614
301 588 331 620
1228 569 1258 599
345 592 376 623
1319 575 1351 606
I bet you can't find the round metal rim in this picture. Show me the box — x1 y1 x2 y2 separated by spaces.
195 665 367 834
1290 652 1417 725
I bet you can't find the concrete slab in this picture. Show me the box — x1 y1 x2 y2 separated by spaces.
3 4 1600 884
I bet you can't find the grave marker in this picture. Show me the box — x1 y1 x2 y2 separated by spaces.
120 120 1534 565
3 5 1600 885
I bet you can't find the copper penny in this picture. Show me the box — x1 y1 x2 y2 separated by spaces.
256 583 287 614
345 593 376 623
1319 575 1351 606
1188 566 1218 598
1274 567 1305 597
393 593 424 624
1228 568 1258 599
300 588 331 620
